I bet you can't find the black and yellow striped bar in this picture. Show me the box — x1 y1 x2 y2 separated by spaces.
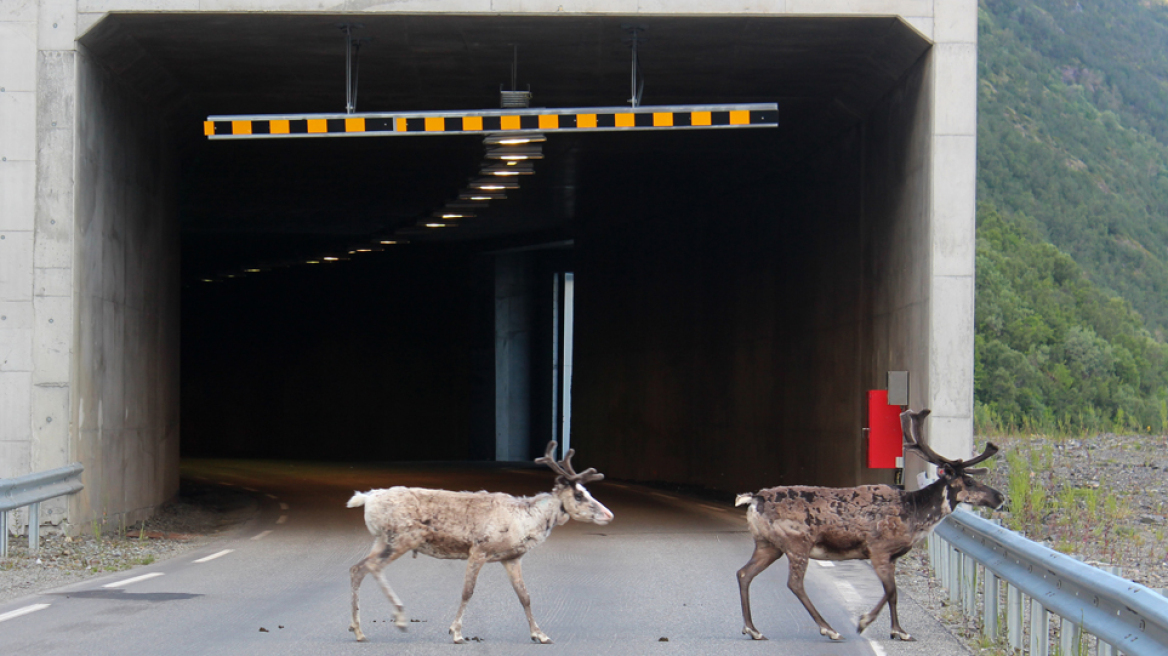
205 103 777 140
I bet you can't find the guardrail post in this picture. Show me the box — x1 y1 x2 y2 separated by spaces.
985 569 999 639
28 502 39 551
962 553 977 616
1008 583 1023 651
1031 597 1049 656
948 544 961 604
1060 615 1081 656
1 510 7 557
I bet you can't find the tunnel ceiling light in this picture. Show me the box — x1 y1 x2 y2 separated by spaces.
424 222 451 228
484 132 546 145
468 177 520 190
485 145 543 160
460 191 507 201
376 238 408 245
480 162 535 175
203 104 778 140
434 210 475 219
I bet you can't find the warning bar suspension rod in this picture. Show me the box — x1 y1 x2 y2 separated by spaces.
204 103 778 140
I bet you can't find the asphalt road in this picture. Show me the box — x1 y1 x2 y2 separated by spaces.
0 461 970 655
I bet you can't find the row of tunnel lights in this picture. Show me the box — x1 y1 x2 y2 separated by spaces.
199 133 544 283
417 132 545 229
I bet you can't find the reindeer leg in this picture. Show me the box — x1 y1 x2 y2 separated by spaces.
786 551 842 641
350 538 414 641
882 554 914 641
737 540 781 640
857 552 898 636
449 552 486 644
502 558 551 644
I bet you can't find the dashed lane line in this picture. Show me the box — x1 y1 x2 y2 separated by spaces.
265 494 278 500
193 549 234 563
251 530 273 541
276 515 287 524
279 502 289 510
0 604 50 623
103 572 164 588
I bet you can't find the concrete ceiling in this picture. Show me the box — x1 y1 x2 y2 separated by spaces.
78 13 930 277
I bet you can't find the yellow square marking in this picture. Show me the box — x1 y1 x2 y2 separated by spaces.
691 111 712 126
500 115 522 130
346 118 365 133
614 113 635 127
425 117 445 132
462 116 483 131
653 113 673 127
396 118 407 132
538 114 559 129
270 120 290 134
577 114 597 128
307 119 328 133
231 121 252 135
730 110 750 125
203 121 214 136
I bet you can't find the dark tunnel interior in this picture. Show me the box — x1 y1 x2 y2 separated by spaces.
78 13 933 490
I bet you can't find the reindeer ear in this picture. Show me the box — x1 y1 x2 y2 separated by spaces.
554 475 571 488
965 467 988 476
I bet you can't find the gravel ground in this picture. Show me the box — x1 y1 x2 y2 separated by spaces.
0 480 258 605
894 430 1168 655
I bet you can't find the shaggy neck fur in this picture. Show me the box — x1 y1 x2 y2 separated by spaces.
902 479 957 532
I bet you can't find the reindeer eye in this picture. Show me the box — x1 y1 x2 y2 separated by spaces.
574 491 584 502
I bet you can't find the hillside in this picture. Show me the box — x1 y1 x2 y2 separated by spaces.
974 0 1168 431
979 0 1168 337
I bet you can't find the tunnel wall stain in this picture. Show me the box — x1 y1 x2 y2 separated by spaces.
73 44 182 528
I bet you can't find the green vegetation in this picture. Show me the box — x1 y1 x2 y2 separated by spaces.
974 0 1168 432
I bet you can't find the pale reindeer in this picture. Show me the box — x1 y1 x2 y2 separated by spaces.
346 441 613 644
735 408 1004 642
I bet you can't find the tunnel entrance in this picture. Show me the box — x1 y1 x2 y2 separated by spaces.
76 12 933 498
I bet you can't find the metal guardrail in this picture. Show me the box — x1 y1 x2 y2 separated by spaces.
930 508 1168 656
0 463 84 557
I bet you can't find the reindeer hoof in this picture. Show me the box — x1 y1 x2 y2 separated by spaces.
820 627 843 641
531 634 553 644
857 614 875 633
891 630 915 641
394 615 409 631
742 627 767 640
349 626 367 642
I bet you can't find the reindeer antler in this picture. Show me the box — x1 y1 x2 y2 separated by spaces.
901 408 999 474
536 441 605 484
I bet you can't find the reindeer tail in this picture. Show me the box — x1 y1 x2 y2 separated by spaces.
346 492 368 508
735 493 756 507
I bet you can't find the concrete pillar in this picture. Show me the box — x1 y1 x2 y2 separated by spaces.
928 0 978 464
495 252 533 461
0 0 77 535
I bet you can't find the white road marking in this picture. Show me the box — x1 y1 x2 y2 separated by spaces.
103 572 164 588
194 549 234 563
276 515 287 524
866 638 888 656
817 560 836 567
279 502 289 510
251 530 272 541
0 604 50 623
266 493 278 500
834 579 864 607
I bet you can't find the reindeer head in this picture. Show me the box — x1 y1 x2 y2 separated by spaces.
536 442 614 526
901 409 1005 510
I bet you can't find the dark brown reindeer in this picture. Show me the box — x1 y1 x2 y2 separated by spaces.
347 441 612 644
735 408 1004 642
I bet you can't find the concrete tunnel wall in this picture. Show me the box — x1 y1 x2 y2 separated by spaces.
571 53 937 493
0 1 977 534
